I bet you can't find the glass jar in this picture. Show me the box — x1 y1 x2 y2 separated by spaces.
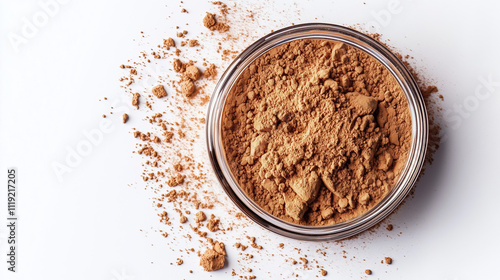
206 23 428 241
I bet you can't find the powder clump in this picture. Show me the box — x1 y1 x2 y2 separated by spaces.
203 12 229 32
200 242 226 271
152 84 167 98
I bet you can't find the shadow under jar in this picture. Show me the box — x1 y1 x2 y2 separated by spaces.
206 23 428 241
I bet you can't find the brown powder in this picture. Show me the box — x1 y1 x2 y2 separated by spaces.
206 214 220 232
167 174 186 187
384 257 392 264
152 84 167 98
181 80 196 96
115 2 442 276
365 269 372 275
188 39 199 47
203 63 218 79
122 113 129 124
164 37 175 50
203 12 229 32
196 211 207 222
200 242 226 271
131 93 140 109
222 39 412 225
184 65 201 81
173 58 185 73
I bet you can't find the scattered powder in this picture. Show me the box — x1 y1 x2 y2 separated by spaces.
112 1 443 277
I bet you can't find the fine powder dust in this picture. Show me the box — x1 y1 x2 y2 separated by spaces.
222 39 412 225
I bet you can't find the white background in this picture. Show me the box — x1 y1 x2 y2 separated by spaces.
1 0 500 279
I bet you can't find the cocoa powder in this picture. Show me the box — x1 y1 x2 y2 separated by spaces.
222 39 412 225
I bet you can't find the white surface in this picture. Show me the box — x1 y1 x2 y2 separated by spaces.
1 0 500 279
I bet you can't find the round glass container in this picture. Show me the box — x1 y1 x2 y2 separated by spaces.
206 23 428 241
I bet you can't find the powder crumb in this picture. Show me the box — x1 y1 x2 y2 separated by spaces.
203 12 216 29
185 65 201 81
278 243 284 248
200 245 226 271
202 12 229 32
167 174 186 187
152 84 167 98
173 58 185 73
181 80 196 97
132 93 140 109
207 214 220 232
179 215 187 223
173 163 183 172
386 224 393 231
188 39 199 47
365 269 372 275
163 37 175 50
195 211 207 222
176 258 183 265
320 269 327 276
213 241 226 256
203 63 217 79
384 257 392 264
122 113 129 123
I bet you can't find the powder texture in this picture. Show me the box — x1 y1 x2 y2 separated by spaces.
203 12 230 32
200 241 226 271
222 39 412 225
152 84 167 98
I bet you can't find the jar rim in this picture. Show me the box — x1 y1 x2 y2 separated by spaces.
206 23 428 241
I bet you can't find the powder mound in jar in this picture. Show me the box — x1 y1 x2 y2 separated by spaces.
221 39 412 226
